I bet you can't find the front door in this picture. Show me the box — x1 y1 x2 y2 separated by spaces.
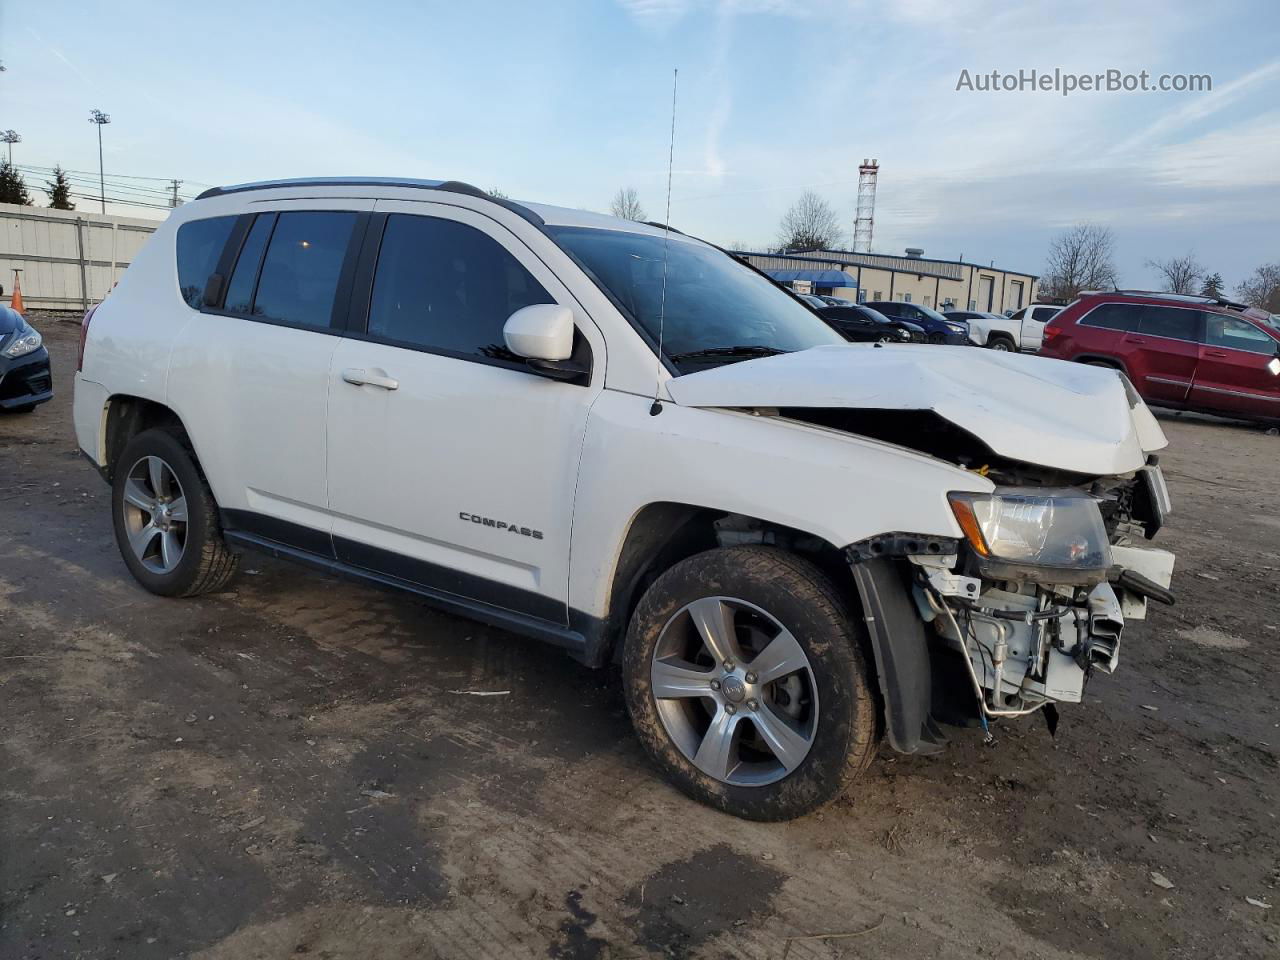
1190 314 1280 418
325 201 604 624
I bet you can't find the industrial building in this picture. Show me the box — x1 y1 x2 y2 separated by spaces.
736 247 1040 314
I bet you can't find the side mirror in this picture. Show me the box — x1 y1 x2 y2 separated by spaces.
504 304 573 361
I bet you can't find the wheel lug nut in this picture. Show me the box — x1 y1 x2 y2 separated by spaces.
710 680 721 691
747 699 759 711
745 672 757 684
724 704 736 715
723 661 734 671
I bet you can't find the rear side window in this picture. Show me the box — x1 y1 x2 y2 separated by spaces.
224 214 275 314
367 214 553 365
1138 306 1199 341
175 216 236 308
1203 315 1278 355
1031 306 1061 322
1079 302 1139 332
253 212 358 330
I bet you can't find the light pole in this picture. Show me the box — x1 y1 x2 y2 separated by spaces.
88 109 111 213
0 130 19 165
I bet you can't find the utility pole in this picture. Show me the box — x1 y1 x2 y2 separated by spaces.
0 130 19 165
88 109 111 213
169 178 183 207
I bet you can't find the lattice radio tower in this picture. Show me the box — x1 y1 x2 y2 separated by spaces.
853 158 879 253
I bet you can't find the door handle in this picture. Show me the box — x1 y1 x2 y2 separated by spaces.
342 368 399 391
1125 336 1147 344
1205 350 1229 358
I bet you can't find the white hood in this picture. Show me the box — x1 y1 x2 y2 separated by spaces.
666 344 1168 476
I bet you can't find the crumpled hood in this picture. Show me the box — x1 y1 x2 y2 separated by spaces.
666 344 1168 476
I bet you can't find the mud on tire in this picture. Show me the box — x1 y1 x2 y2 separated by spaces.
623 546 878 821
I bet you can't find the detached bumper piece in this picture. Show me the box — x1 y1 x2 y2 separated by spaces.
0 349 53 410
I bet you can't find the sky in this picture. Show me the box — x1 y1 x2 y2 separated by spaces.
1 0 1277 289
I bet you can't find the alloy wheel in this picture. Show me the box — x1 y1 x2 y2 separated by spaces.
120 455 188 574
650 596 819 786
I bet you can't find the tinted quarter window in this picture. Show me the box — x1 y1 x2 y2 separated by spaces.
1138 305 1199 341
224 214 275 314
252 212 357 330
175 215 237 308
1080 303 1139 331
368 214 553 365
1203 315 1278 355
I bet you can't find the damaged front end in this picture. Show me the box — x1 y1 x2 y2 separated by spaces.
848 465 1175 752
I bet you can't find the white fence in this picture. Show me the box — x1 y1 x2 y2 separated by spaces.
0 203 162 312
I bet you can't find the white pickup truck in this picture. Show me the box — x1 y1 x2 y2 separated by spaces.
946 304 1063 352
74 178 1175 820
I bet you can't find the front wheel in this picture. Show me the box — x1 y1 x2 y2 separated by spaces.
623 546 878 821
111 428 239 597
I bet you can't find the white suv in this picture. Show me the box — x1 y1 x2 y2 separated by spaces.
74 178 1176 820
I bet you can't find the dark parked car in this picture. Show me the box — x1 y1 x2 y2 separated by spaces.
864 300 969 344
1039 291 1280 423
818 305 925 343
0 306 52 414
818 295 855 307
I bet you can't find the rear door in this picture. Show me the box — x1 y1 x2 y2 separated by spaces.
168 201 372 545
1120 304 1201 405
821 307 873 340
1189 313 1280 418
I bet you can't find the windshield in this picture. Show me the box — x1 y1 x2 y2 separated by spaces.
914 303 950 323
549 226 844 367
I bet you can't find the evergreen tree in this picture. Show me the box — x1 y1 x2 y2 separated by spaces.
45 165 75 210
0 158 32 205
1200 272 1224 298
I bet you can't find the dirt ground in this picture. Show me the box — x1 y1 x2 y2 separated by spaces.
2 318 1277 960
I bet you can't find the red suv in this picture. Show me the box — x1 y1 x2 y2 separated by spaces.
1039 291 1280 422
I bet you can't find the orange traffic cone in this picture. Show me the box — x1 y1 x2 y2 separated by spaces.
9 272 23 314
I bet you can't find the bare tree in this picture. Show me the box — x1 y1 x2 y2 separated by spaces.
1146 252 1203 295
1236 262 1280 313
488 187 509 199
777 191 842 252
610 187 646 222
724 239 754 252
1040 224 1119 300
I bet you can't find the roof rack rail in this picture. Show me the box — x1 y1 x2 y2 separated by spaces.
1107 289 1253 311
643 220 684 235
193 177 545 227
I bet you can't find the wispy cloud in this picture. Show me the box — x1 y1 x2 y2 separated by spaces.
1109 59 1280 157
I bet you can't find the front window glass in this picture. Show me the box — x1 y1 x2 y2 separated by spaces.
549 227 843 368
1203 315 1279 355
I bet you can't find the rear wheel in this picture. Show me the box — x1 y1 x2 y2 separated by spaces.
111 428 239 597
987 335 1015 352
623 546 878 821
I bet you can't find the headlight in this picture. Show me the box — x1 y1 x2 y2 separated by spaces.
944 321 967 334
2 325 43 359
949 487 1111 583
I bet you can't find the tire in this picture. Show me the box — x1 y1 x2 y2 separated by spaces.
987 335 1015 352
2 404 36 414
927 332 946 344
623 546 878 821
111 428 239 597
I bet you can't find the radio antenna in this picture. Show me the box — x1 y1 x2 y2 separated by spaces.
650 67 678 417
